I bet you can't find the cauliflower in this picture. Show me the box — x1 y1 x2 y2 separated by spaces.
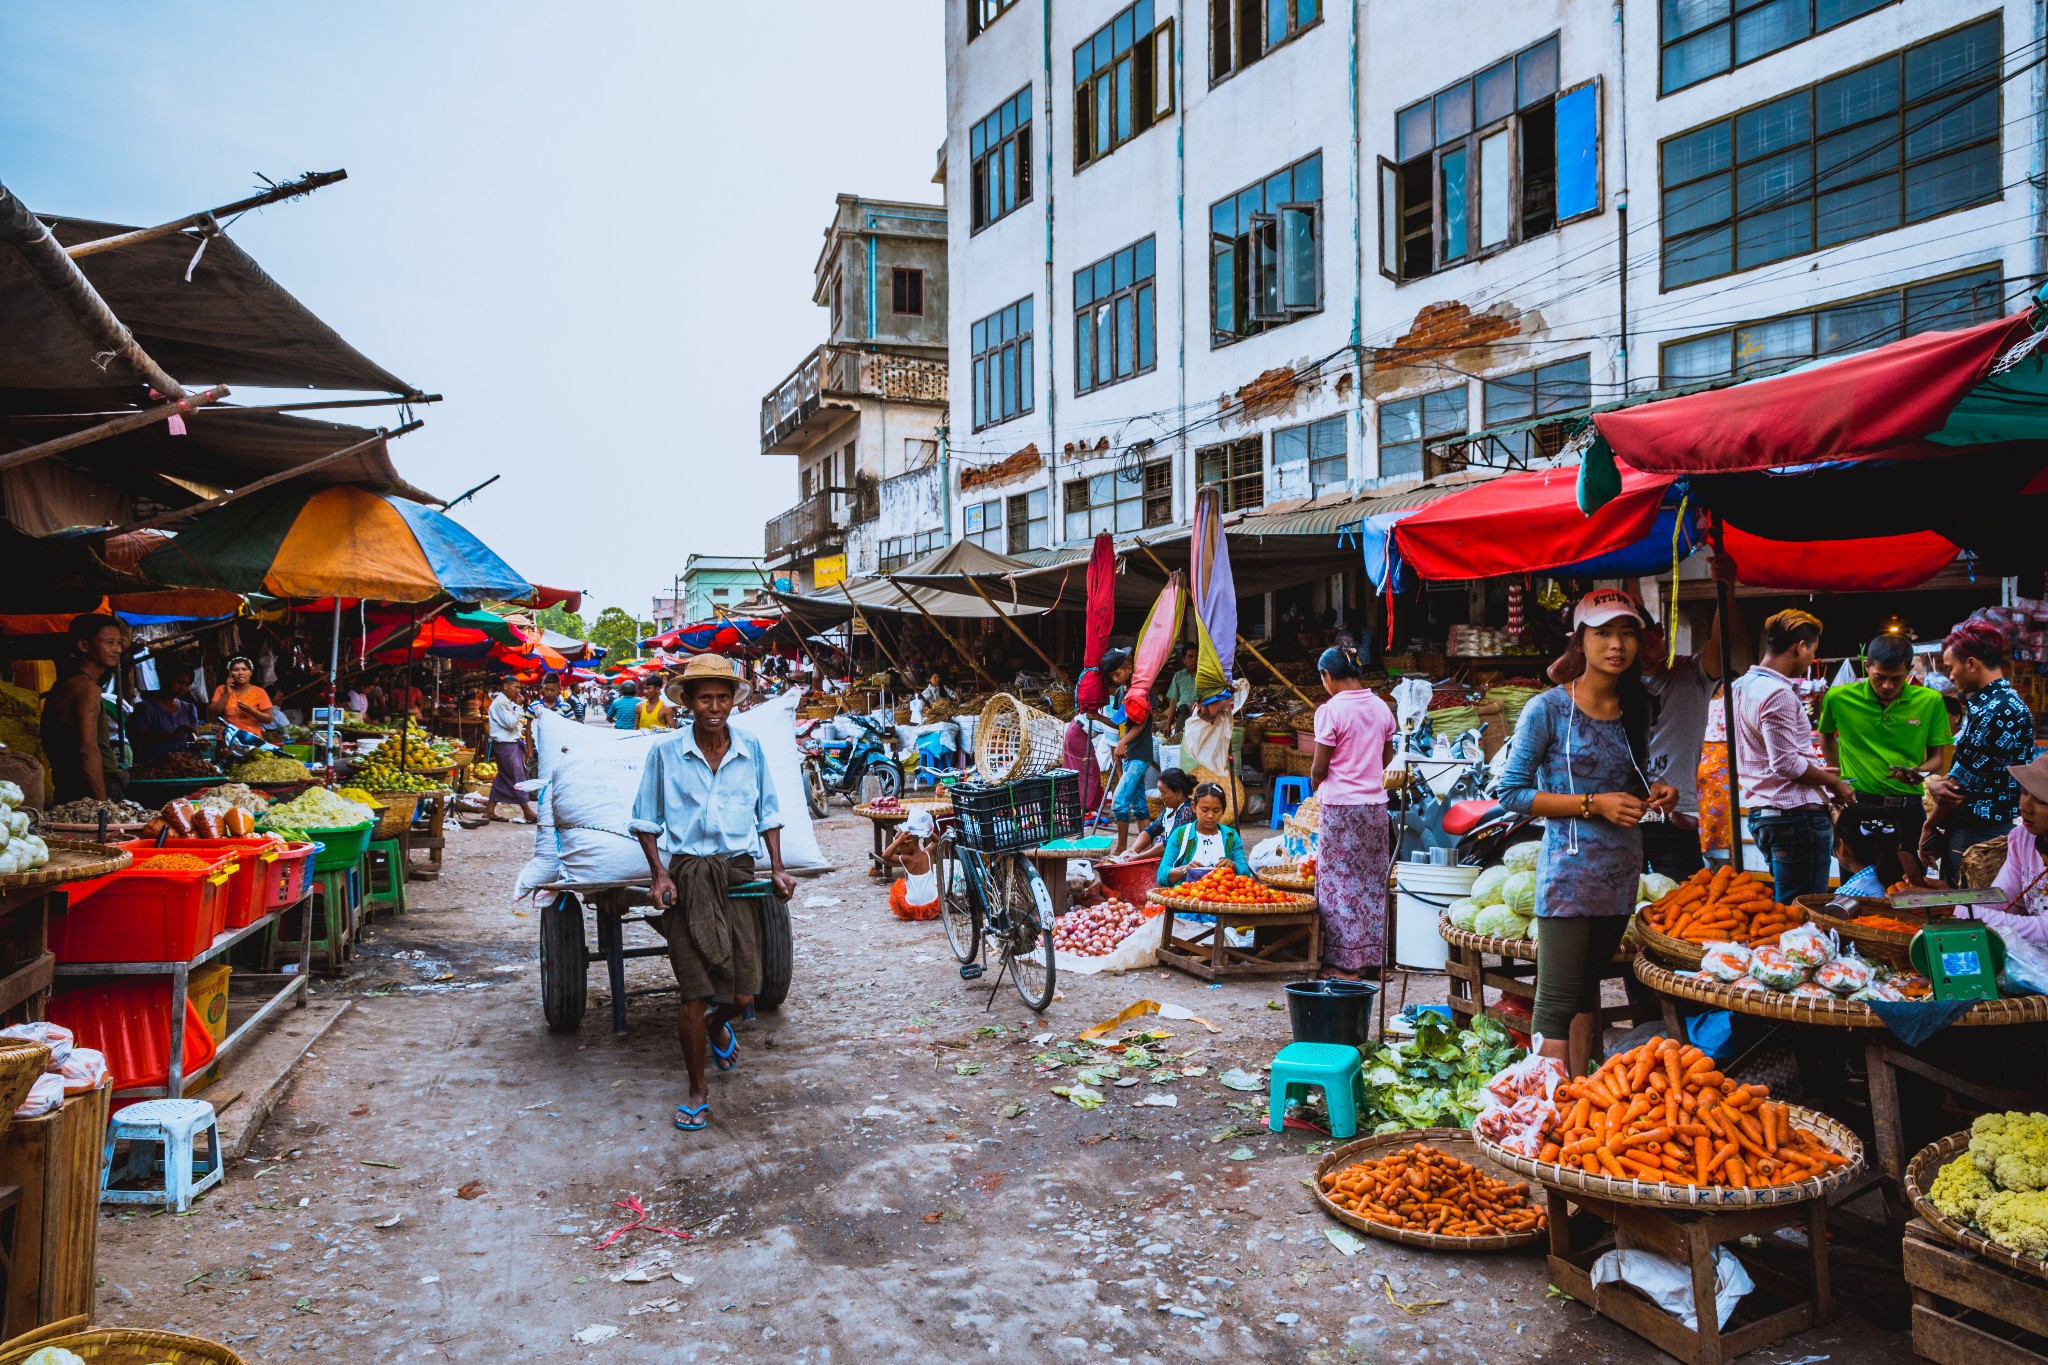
1977 1189 2048 1259
1638 872 1679 905
1447 898 1483 932
1469 866 1510 905
1474 904 1532 939
1500 870 1538 916
1501 841 1541 873
1971 1112 2048 1192
1929 1154 1997 1223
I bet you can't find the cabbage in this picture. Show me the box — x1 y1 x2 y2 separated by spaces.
1638 872 1679 905
1501 841 1541 873
1469 865 1510 905
0 780 21 809
1447 898 1483 931
1522 917 1539 940
1500 870 1538 916
1474 904 1531 939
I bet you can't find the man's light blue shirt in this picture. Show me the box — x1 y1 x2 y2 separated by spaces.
629 724 782 860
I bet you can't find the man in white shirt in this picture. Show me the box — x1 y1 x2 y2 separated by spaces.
485 679 539 824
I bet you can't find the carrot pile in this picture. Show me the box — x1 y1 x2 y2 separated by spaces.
1641 867 1804 946
1537 1038 1848 1189
1319 1143 1545 1236
1850 914 1921 934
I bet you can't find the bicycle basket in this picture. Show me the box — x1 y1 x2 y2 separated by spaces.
949 770 1083 854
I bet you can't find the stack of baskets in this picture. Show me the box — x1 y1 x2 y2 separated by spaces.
975 693 1067 783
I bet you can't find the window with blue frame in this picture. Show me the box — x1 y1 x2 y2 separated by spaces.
1271 415 1346 497
1211 0 1321 83
1659 16 2003 289
1211 151 1323 345
1660 0 1898 95
971 297 1034 431
1380 36 1601 282
1377 386 1466 480
1075 0 1175 171
970 87 1032 233
1074 237 1156 395
969 0 1018 40
1481 356 1592 463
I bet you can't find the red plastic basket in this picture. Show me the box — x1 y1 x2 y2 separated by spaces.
53 847 238 964
1097 855 1163 906
263 840 319 911
47 977 218 1098
117 837 276 929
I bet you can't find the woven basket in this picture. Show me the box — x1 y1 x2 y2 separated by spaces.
0 1040 50 1145
1905 1130 2048 1282
1285 750 1315 777
1313 1129 1545 1252
0 837 132 890
1632 954 2048 1028
852 803 910 823
1438 915 1539 962
1146 886 1316 914
1961 836 2010 889
367 791 421 841
0 1319 247 1365
1630 910 1707 970
1478 1105 1864 1209
1796 892 1928 969
1258 743 1293 775
976 693 1067 783
1258 867 1316 894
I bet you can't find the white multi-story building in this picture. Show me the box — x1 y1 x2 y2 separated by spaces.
943 0 2040 545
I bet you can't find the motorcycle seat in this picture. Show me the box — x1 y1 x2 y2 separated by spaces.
1441 799 1502 836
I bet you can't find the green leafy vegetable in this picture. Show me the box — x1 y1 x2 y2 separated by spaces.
1357 1014 1522 1133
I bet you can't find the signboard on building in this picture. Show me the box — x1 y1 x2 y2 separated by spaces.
813 554 847 589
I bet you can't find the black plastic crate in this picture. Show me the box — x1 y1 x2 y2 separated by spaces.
949 769 1083 854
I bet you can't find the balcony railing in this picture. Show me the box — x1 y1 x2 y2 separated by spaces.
760 345 949 453
763 483 879 562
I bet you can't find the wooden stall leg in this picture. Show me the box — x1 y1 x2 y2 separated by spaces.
1807 1198 1834 1325
1686 1221 1725 1365
1864 1039 1904 1186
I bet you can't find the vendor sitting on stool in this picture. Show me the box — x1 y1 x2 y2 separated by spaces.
630 654 796 1134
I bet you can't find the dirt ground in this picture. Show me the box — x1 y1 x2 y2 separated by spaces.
95 804 1926 1362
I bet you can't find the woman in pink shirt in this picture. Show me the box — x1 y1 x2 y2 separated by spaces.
1981 753 2048 950
1310 645 1397 979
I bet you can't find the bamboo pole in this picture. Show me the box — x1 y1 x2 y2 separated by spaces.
116 421 423 535
0 387 230 472
837 582 908 677
962 575 1069 686
64 170 348 258
752 567 836 686
882 576 1001 690
0 393 439 423
0 181 187 398
270 602 454 707
1131 541 1317 710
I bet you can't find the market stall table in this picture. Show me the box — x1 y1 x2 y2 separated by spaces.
406 790 450 880
1147 885 1322 981
1438 917 1647 1035
851 799 950 879
1026 834 1115 920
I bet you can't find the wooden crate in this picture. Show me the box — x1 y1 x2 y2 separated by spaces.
0 1081 107 1334
1906 1218 2048 1364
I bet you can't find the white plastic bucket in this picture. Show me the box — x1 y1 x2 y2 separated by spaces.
1393 860 1479 970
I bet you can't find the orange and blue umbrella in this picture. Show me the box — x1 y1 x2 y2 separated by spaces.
642 617 776 654
140 484 529 603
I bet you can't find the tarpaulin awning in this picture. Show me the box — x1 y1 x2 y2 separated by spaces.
1392 464 1680 582
642 618 777 653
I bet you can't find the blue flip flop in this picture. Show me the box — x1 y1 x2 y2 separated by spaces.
710 1021 739 1072
675 1103 709 1131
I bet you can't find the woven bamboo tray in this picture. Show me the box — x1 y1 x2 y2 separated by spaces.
1477 1105 1864 1209
1313 1129 1545 1252
0 1320 247 1364
1147 886 1316 914
1796 892 1936 969
1905 1130 2048 1283
1258 867 1317 894
1631 955 2048 1028
0 837 131 890
1438 915 1539 961
39 821 149 839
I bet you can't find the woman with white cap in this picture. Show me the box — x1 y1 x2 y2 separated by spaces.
1497 589 1678 1077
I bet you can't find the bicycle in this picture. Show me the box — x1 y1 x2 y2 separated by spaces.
936 770 1080 1013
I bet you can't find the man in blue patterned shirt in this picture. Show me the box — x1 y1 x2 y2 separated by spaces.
1927 620 2038 884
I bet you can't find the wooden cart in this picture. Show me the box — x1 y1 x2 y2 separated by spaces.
535 879 792 1034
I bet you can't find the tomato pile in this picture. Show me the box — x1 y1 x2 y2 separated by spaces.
1178 869 1297 905
1053 899 1147 956
1297 857 1318 879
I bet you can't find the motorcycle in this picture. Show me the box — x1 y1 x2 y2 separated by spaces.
1388 727 1541 868
797 713 903 817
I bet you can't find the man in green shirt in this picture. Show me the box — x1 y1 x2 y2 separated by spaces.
1161 642 1200 721
1819 633 1953 885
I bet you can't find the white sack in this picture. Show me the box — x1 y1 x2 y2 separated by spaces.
1055 912 1163 976
1590 1246 1752 1331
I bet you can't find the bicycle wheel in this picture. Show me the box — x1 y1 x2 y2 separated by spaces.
939 844 982 965
990 855 1056 1012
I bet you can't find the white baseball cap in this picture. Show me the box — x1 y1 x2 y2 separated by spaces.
904 807 936 837
1572 588 1645 631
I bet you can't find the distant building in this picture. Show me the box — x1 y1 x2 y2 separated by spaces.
759 194 951 591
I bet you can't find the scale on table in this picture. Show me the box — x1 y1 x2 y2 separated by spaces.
1887 889 2010 1001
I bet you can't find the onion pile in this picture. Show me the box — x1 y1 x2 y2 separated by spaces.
865 796 905 814
1054 899 1147 956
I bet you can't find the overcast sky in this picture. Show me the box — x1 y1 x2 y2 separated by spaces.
0 1 945 620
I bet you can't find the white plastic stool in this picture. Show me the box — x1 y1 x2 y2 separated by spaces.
101 1098 223 1212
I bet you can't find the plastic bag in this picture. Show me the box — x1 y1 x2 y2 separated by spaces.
1814 946 1874 997
1778 923 1835 970
1473 1093 1556 1158
1726 975 1768 993
54 1047 106 1094
1789 981 1835 1000
1999 930 2048 996
13 1073 62 1119
1591 1245 1753 1331
1698 941 1752 984
1747 944 1806 991
1486 1044 1567 1106
0 1022 72 1065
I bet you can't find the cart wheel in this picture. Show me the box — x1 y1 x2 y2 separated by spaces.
540 892 588 1032
756 894 793 1013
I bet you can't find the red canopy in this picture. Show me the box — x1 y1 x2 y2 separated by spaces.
1593 312 2033 476
1720 525 1960 591
1394 463 1675 581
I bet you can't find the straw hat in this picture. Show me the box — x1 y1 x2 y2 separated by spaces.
2010 752 2048 805
662 655 752 707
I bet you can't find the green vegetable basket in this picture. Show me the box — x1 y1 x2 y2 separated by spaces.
301 820 374 872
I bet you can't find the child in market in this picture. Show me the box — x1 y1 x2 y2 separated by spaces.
1834 807 1907 898
1156 783 1252 886
884 807 941 920
1116 768 1196 861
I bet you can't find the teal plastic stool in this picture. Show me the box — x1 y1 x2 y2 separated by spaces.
364 837 407 916
1266 1041 1364 1139
1270 776 1313 828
